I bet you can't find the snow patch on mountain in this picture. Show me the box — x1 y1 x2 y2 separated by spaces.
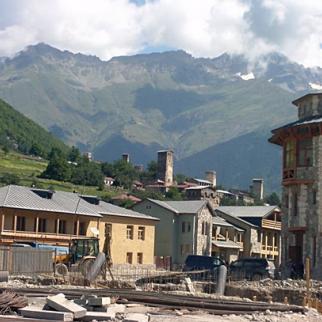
236 72 255 81
309 82 322 90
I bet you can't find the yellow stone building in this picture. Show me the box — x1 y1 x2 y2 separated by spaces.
0 185 157 266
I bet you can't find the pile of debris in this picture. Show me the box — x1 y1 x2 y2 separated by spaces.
18 293 149 322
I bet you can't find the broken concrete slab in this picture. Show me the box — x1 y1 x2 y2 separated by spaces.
124 313 149 322
46 293 86 319
82 311 115 321
106 303 126 314
87 296 111 307
19 306 74 321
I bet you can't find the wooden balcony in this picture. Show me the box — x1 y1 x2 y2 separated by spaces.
0 230 79 244
262 219 281 230
261 245 279 256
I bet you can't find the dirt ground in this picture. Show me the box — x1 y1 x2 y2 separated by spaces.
149 309 322 322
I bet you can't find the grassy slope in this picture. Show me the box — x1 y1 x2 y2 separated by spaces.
0 150 122 198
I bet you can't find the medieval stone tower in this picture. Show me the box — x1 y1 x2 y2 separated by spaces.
269 93 322 278
157 150 173 186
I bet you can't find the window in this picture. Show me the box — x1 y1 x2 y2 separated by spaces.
285 193 289 208
59 220 67 234
182 222 186 233
73 221 77 235
297 138 313 167
126 225 134 239
313 190 317 205
38 218 47 233
293 192 298 217
79 222 86 235
137 252 143 264
126 252 133 264
146 205 151 209
187 222 191 232
138 226 145 240
16 216 26 231
284 140 296 168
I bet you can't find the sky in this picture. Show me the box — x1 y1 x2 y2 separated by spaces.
1 0 322 67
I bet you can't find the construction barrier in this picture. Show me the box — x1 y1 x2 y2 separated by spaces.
0 247 53 274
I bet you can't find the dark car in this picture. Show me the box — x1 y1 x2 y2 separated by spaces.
183 255 226 280
229 257 275 281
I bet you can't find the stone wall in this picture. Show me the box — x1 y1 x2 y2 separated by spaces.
195 206 212 256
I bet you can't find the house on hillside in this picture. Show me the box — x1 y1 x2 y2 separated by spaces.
133 199 213 267
215 206 282 264
212 216 244 264
186 186 221 208
0 185 157 267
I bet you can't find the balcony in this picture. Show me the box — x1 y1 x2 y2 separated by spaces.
0 230 79 244
261 245 279 256
262 219 281 230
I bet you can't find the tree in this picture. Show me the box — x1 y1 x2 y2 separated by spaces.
41 148 71 181
0 173 20 185
29 143 44 157
2 145 9 155
68 146 81 163
140 160 157 183
165 187 183 200
112 160 139 189
174 173 188 184
265 192 281 206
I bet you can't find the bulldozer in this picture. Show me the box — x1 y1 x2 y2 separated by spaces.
55 237 100 276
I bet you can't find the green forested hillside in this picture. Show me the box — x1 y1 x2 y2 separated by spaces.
0 98 69 157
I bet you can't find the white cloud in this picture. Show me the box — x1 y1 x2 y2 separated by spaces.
0 0 322 67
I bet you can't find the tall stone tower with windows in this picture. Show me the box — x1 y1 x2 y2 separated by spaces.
157 150 174 187
269 93 322 278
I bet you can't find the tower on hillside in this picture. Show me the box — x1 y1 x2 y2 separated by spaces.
251 178 264 200
122 153 130 163
157 150 174 186
269 93 322 279
205 170 217 188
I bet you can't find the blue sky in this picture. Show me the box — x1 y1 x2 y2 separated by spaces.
1 0 322 67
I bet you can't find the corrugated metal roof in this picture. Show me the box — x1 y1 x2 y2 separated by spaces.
216 206 280 218
0 185 158 221
147 199 207 214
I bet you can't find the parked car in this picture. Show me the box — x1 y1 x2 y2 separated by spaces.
229 257 275 280
183 255 226 280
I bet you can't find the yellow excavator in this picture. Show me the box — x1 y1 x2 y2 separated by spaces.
55 231 113 280
55 237 100 276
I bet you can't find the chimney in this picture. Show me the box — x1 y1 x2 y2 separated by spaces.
252 178 264 200
122 153 130 163
205 170 216 188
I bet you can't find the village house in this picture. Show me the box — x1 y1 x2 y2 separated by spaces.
212 216 244 264
215 206 282 265
0 185 157 267
133 199 213 268
269 93 322 278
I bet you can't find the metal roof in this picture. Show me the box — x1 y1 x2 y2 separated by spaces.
0 185 158 221
212 240 242 249
271 115 322 133
185 185 211 190
216 206 280 218
212 216 244 231
147 199 208 214
193 178 211 184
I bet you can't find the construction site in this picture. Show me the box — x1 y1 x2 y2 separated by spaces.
0 243 321 322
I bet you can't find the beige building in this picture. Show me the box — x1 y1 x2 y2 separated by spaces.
133 199 213 267
215 206 282 265
0 185 157 266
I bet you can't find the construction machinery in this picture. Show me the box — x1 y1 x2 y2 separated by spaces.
55 237 100 276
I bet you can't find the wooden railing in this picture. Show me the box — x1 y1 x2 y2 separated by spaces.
262 219 281 230
1 230 78 241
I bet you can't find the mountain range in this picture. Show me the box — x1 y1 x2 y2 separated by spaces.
1 43 322 192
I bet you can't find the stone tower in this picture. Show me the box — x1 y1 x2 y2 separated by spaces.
205 170 216 188
157 150 173 186
269 93 322 278
251 178 264 200
122 153 130 163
